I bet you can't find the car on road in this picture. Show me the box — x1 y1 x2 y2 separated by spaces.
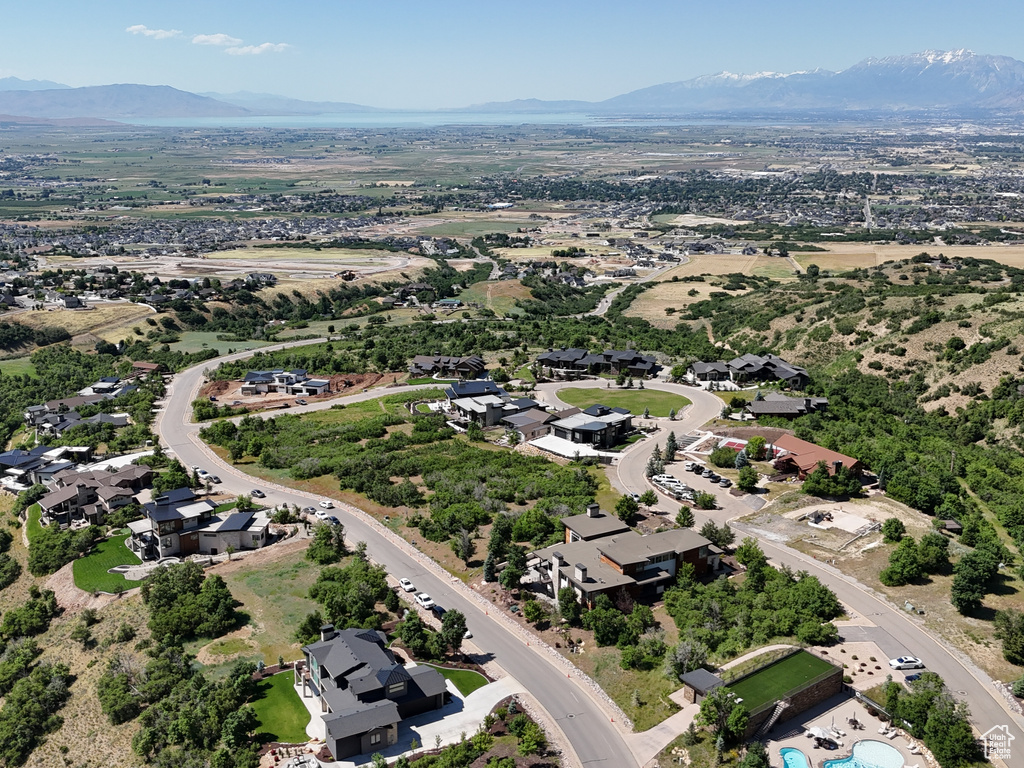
463 628 473 639
629 493 642 502
295 398 308 405
904 673 922 683
314 510 329 521
327 515 341 526
398 578 416 593
209 475 221 484
191 465 200 471
209 396 218 402
319 500 334 509
691 464 706 474
701 469 715 478
250 489 265 498
302 506 317 516
888 656 924 670
197 469 210 478
415 593 435 609
232 400 242 406
431 604 446 619
719 478 732 488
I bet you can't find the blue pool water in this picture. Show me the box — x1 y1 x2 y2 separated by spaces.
781 748 811 768
824 740 904 768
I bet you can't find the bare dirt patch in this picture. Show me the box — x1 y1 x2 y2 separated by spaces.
197 372 384 412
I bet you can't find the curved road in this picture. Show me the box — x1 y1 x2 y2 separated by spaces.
155 346 637 768
600 379 1024 748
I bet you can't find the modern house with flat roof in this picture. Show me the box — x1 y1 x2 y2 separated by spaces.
297 626 447 760
550 404 632 449
536 348 659 378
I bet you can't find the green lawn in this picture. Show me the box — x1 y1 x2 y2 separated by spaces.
25 504 42 544
556 387 691 418
0 356 37 377
252 672 311 744
72 530 142 593
726 650 835 711
420 664 489 697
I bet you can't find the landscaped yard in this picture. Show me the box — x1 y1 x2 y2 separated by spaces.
251 671 311 744
556 387 692 418
72 529 142 593
726 650 835 711
420 664 489 696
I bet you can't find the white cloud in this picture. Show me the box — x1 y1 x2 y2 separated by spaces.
126 24 181 40
192 33 243 47
225 42 290 56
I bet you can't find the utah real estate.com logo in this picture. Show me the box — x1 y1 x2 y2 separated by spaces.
981 724 1014 761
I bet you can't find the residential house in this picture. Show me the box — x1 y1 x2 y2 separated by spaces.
37 464 152 527
408 354 486 379
500 408 559 442
549 404 632 449
240 369 329 397
770 434 861 479
61 295 84 309
297 626 447 760
127 488 271 560
743 392 828 419
535 348 659 378
562 503 631 542
726 353 809 389
449 395 539 428
129 361 165 378
442 380 508 403
687 361 731 382
531 523 715 607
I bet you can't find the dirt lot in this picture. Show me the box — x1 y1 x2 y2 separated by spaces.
739 494 1024 683
623 281 751 328
199 372 385 411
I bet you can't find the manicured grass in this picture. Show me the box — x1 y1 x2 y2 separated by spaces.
71 530 142 593
25 504 42 544
556 387 691 418
726 650 835 711
420 664 489 696
252 672 311 744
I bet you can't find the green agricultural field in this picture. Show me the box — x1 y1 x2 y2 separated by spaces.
726 650 835 712
419 220 523 237
72 530 142 593
169 332 274 355
556 387 691 418
251 672 311 744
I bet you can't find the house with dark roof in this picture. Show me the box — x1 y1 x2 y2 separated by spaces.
408 354 486 379
448 394 539 428
688 361 731 382
37 463 153 527
562 503 631 542
500 408 559 442
536 348 659 378
297 626 447 759
531 522 715 607
127 488 270 560
744 392 828 420
725 353 809 389
550 404 633 449
442 380 508 402
240 369 328 397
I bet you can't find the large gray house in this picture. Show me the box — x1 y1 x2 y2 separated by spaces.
297 626 448 760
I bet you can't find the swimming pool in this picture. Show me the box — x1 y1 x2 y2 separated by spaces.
824 740 904 768
781 747 811 768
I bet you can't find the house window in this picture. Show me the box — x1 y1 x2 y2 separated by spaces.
203 533 216 538
699 546 708 558
388 682 404 694
370 733 381 745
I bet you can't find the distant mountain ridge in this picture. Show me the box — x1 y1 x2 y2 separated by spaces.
5 50 1024 120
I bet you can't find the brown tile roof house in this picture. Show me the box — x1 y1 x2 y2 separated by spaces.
531 518 715 607
297 626 447 760
771 434 860 478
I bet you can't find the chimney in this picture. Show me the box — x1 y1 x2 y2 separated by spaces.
575 563 587 582
320 624 336 642
586 503 600 518
551 552 563 581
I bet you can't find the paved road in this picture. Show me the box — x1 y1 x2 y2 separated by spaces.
607 382 1024 746
156 350 638 768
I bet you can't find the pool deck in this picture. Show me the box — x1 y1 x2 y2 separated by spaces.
764 695 924 768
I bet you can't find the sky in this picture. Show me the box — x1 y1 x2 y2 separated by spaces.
2 0 1024 109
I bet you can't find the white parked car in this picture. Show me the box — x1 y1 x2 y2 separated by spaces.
888 656 924 670
314 510 329 522
398 578 416 593
319 500 334 509
414 593 435 609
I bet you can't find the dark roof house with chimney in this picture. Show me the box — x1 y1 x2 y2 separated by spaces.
296 626 447 760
